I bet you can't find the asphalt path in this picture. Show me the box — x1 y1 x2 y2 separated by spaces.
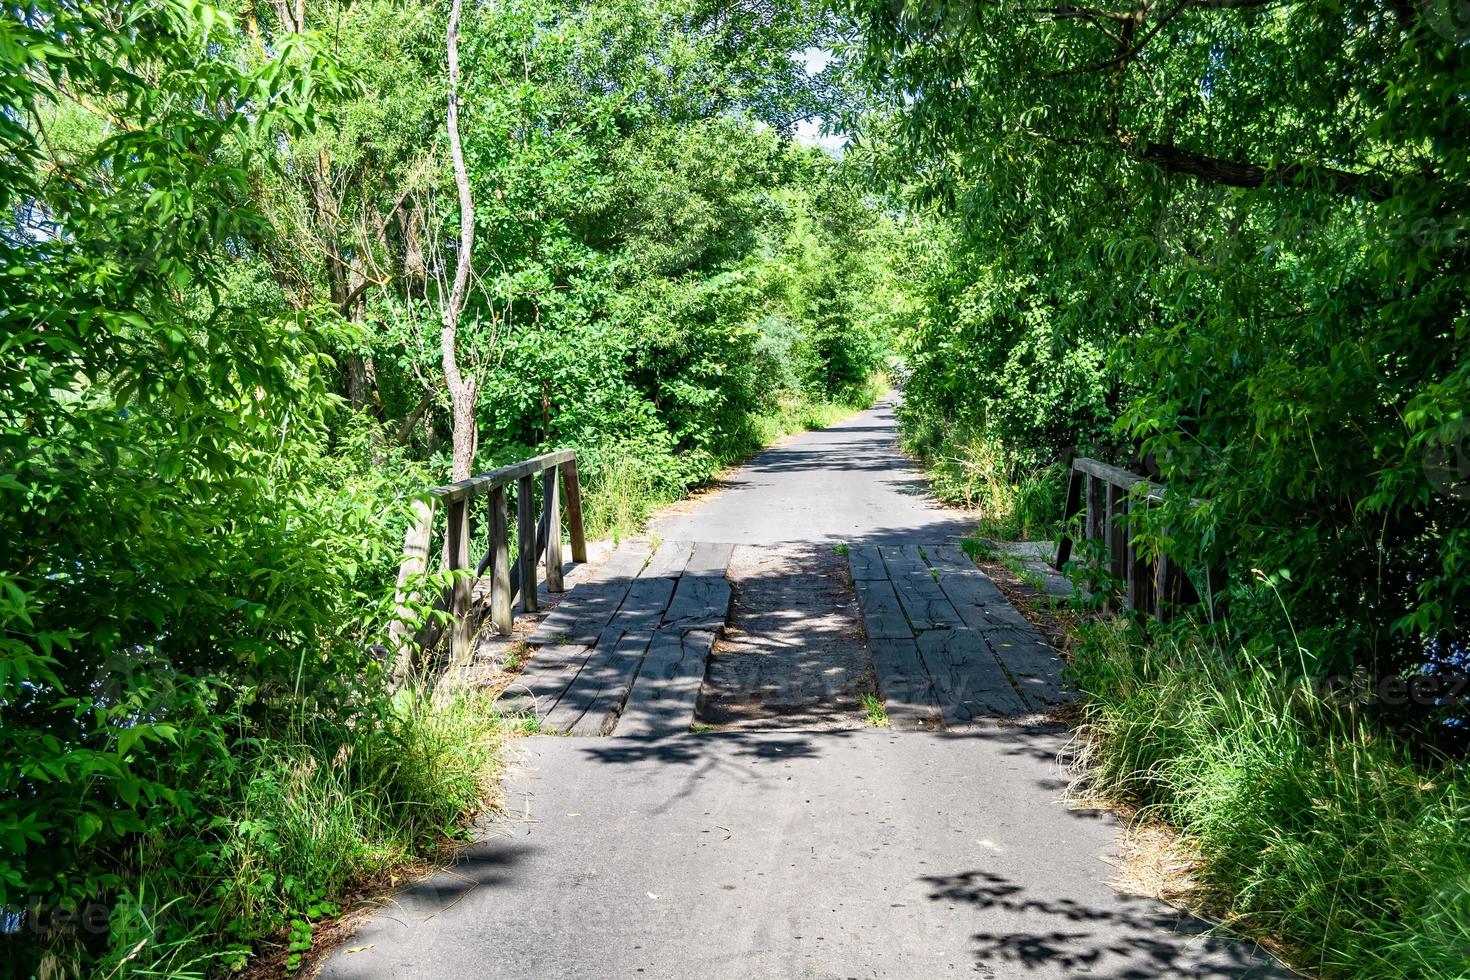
320 399 1289 979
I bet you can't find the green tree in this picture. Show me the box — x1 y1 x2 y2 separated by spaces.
846 0 1470 680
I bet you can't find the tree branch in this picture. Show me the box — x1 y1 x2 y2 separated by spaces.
393 391 435 445
1129 138 1394 201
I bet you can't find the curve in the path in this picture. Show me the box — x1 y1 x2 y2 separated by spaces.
651 397 974 546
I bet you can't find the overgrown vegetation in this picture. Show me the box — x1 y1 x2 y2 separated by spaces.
847 0 1469 686
1071 623 1470 978
2 1 895 974
9 0 1466 974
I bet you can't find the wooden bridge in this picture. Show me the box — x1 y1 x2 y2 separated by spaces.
329 400 1283 980
387 444 1218 736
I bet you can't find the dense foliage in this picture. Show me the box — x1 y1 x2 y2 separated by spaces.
2 1 894 973
1072 623 1470 978
243 0 897 525
845 0 1470 697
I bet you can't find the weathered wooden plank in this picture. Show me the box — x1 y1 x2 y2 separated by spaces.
560 458 587 563
540 650 643 736
878 545 959 632
847 544 885 581
540 576 676 735
852 577 912 640
432 449 576 503
888 573 959 632
925 546 1032 632
543 467 564 593
592 575 676 643
615 628 717 737
517 475 539 614
388 497 437 685
526 581 632 646
1055 460 1083 569
683 540 734 577
591 541 652 583
662 574 732 634
1073 456 1150 492
446 496 473 664
917 629 1028 723
488 486 512 636
1125 527 1155 618
877 543 928 576
1085 474 1105 566
868 637 940 730
495 643 593 718
982 624 1069 711
641 539 693 579
1105 482 1126 603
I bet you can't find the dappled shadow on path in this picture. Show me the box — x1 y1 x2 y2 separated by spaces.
371 840 537 922
573 723 1081 814
317 842 539 979
921 867 1293 978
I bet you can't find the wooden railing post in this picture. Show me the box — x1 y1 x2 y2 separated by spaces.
1086 473 1104 558
1104 482 1126 608
446 495 472 662
517 474 538 613
1155 538 1175 623
489 485 512 635
543 466 564 592
1064 456 1216 623
560 457 587 563
1125 492 1156 616
390 450 585 672
1054 456 1083 568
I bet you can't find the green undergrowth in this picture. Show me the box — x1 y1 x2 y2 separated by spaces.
898 418 1065 542
22 689 523 978
1070 623 1470 979
861 694 891 728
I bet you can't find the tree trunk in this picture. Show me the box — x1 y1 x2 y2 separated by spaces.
442 0 478 482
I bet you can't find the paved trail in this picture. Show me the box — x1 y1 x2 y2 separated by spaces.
650 398 974 546
322 399 1287 979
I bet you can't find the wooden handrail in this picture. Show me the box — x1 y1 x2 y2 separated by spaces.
388 450 588 683
1055 456 1218 622
431 449 576 503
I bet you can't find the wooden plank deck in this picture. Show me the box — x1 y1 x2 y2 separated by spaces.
540 575 675 735
497 536 1058 736
616 628 718 737
640 538 692 579
869 637 941 730
497 538 733 736
849 541 1069 727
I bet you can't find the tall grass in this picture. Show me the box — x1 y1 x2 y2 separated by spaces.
83 691 520 978
900 420 1065 540
1070 623 1470 979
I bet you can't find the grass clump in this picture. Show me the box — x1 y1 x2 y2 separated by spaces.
862 694 891 728
1070 622 1470 979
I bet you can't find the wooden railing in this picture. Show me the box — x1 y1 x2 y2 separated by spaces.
388 450 587 677
1054 456 1217 621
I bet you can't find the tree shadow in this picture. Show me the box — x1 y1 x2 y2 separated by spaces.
922 868 1295 978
